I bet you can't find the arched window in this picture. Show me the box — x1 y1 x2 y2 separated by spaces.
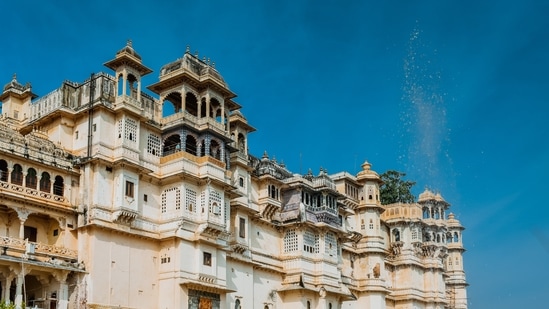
0 160 8 182
185 135 197 156
53 176 64 196
26 168 37 189
126 74 138 99
40 172 51 192
436 234 441 243
234 299 240 309
162 92 182 116
423 207 429 219
200 98 207 118
210 98 221 119
185 92 198 116
163 135 181 156
393 229 400 242
117 74 123 97
307 301 311 309
453 232 459 243
238 133 246 154
210 140 221 160
446 232 452 243
11 164 23 185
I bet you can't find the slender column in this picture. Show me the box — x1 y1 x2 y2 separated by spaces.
220 99 225 131
18 220 25 239
16 208 31 239
122 70 127 96
202 92 208 118
15 272 24 309
2 275 14 303
204 136 211 157
181 87 186 113
220 143 225 163
137 77 142 101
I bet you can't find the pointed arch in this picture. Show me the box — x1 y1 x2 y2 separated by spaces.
210 140 221 160
40 172 51 193
11 164 23 185
163 134 181 156
53 175 64 196
126 73 138 99
162 92 182 116
26 168 37 189
185 135 197 156
185 92 198 116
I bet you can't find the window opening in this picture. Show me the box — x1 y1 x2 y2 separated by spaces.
125 181 134 198
203 252 212 266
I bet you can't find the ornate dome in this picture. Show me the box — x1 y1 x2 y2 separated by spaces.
3 73 26 92
116 39 142 60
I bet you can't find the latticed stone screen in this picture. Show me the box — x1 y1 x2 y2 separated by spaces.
283 229 298 253
147 133 161 156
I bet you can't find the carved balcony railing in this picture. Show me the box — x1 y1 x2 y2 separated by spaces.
0 236 78 261
0 180 69 207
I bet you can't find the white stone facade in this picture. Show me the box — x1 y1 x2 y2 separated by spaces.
0 42 467 309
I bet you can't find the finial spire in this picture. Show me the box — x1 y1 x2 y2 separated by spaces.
127 39 132 47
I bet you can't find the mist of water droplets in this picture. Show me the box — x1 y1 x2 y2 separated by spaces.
399 25 455 196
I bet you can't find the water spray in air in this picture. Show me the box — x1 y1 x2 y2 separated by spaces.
399 23 454 196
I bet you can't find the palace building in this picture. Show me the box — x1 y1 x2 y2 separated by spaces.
0 42 467 309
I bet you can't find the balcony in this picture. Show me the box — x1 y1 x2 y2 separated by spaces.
0 236 78 264
160 112 227 136
160 150 226 182
0 180 69 208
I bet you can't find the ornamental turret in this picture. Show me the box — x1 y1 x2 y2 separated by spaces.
445 213 468 309
0 73 37 128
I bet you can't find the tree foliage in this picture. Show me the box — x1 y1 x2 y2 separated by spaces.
379 170 416 205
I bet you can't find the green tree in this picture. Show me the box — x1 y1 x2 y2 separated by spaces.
379 170 416 204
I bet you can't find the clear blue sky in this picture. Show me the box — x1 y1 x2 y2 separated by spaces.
2 1 548 307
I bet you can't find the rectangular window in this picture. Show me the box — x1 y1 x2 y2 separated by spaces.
24 226 37 242
144 194 148 202
239 217 246 238
125 181 134 198
93 123 97 132
75 131 79 139
203 252 212 266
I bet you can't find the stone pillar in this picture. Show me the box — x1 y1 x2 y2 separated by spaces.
2 275 14 303
205 92 211 119
220 99 225 131
181 87 186 113
14 272 24 309
137 77 142 102
53 270 70 309
204 135 211 157
122 70 127 97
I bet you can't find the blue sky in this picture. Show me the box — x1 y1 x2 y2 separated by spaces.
2 1 548 307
